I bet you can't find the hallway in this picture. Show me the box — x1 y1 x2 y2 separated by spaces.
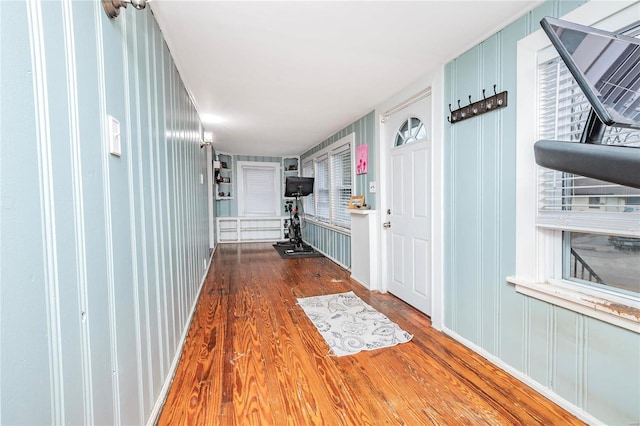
158 244 582 425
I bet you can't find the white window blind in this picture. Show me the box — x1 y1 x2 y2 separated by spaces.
240 165 279 216
302 160 315 216
314 156 330 223
537 56 640 234
330 143 351 228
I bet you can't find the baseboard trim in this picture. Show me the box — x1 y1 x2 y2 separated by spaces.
147 252 214 426
303 239 350 271
441 327 602 426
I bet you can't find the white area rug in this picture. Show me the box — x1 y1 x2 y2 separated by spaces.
297 291 413 356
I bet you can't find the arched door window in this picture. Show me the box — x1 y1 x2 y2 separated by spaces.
395 116 427 146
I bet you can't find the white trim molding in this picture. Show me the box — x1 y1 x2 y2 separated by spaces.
513 0 640 332
508 276 640 333
442 327 603 426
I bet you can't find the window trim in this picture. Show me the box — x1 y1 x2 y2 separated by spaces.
508 1 640 333
301 132 356 231
301 159 315 217
236 161 281 217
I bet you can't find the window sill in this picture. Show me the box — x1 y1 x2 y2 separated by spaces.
507 276 640 334
348 209 375 215
304 217 351 236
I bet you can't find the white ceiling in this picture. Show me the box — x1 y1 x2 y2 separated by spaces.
150 1 541 156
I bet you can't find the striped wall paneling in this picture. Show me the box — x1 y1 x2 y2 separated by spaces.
0 2 210 424
443 1 639 424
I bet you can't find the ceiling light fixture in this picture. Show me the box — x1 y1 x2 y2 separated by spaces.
200 114 225 125
102 0 146 19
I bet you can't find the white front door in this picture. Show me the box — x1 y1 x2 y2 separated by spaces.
384 94 431 315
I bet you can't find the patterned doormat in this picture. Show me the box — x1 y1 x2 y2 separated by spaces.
297 291 413 356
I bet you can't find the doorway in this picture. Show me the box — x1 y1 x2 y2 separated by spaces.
382 93 432 315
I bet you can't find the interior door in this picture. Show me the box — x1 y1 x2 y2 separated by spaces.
384 94 432 315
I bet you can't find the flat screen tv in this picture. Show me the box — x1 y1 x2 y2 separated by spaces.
284 176 314 197
540 16 640 130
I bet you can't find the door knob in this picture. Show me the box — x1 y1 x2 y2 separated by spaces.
383 221 391 228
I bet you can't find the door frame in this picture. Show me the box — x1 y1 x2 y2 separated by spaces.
375 67 445 329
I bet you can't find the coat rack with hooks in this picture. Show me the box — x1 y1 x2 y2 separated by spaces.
447 85 508 124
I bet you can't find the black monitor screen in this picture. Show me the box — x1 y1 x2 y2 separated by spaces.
284 176 314 197
541 16 640 129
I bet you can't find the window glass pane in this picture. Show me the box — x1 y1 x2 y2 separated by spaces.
395 117 427 146
302 160 315 216
537 55 640 217
330 144 351 228
564 231 640 296
241 166 277 216
539 57 640 146
539 172 640 213
314 156 330 222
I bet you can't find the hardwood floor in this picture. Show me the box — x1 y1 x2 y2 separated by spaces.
157 243 583 425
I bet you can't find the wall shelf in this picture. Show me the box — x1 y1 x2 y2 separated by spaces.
217 217 288 243
282 156 299 198
215 153 234 200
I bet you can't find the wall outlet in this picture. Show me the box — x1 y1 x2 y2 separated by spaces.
369 181 376 193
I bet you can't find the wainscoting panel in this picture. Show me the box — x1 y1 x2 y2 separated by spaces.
0 2 209 425
302 222 351 269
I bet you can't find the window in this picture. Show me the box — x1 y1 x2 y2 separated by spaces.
314 156 330 222
395 116 427 146
302 133 355 230
537 32 640 297
511 2 640 332
237 161 280 217
301 160 315 216
564 231 640 297
330 144 351 227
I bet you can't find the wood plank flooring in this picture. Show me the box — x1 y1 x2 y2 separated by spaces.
157 243 583 425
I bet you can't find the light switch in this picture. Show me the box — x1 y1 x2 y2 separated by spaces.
107 115 121 157
200 173 204 184
369 181 376 193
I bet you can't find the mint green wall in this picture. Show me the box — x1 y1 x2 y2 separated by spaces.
215 154 287 217
301 111 376 209
444 1 640 424
300 111 376 268
1 2 209 424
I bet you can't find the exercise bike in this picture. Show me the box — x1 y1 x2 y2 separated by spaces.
285 200 305 250
279 176 315 253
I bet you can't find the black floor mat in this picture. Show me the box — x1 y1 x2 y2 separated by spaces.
272 243 324 259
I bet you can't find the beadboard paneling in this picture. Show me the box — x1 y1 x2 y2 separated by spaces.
302 221 351 269
0 2 209 425
444 1 640 424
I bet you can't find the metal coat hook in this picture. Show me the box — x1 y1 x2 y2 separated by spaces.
102 0 146 19
447 85 508 125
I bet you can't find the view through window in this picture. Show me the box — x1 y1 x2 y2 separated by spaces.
537 32 640 296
